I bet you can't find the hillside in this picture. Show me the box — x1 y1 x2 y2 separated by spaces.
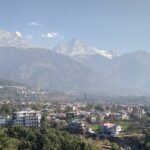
0 77 20 86
0 47 103 92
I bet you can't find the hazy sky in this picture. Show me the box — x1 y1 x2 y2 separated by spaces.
0 0 150 52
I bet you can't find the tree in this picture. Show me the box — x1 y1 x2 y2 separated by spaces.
0 126 100 150
111 143 121 150
0 136 19 150
41 112 49 128
95 104 104 112
0 104 12 116
65 106 73 113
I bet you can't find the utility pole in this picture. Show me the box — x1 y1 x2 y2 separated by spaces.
84 93 87 104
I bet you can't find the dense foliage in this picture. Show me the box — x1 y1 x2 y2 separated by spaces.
0 126 99 150
144 130 150 150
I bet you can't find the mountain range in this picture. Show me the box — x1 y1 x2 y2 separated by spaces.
0 29 150 96
0 29 32 49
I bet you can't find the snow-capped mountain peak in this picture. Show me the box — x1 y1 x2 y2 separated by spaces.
0 29 33 49
92 48 113 59
52 39 116 59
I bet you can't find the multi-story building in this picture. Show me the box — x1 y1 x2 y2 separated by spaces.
12 110 41 127
66 112 78 122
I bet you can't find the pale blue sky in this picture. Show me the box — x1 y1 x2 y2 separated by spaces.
0 0 150 52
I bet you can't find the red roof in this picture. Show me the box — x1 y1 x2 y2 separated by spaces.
103 123 114 128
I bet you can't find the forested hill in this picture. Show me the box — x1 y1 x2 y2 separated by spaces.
0 77 20 86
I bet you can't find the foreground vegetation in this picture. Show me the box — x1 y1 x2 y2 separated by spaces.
0 126 104 150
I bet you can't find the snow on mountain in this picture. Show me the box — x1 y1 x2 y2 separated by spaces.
92 48 113 59
0 29 120 58
0 29 32 49
52 39 118 59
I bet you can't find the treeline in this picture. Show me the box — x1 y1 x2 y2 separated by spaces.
0 126 100 150
144 130 150 150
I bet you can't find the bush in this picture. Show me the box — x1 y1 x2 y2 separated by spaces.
0 126 98 150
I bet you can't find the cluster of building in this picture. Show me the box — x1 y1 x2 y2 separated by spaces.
0 85 52 101
0 101 148 138
65 111 122 136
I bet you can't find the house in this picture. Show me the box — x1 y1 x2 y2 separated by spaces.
99 123 121 136
0 116 11 126
132 107 145 118
121 112 130 120
67 119 86 134
91 116 96 124
87 128 97 139
113 112 129 120
66 112 78 122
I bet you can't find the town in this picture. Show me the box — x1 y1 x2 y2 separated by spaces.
0 99 149 149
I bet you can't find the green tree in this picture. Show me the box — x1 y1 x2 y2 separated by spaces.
41 112 49 128
111 143 121 150
0 104 12 116
65 106 73 113
95 104 104 112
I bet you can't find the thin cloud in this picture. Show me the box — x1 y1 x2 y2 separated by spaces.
42 32 64 39
26 35 33 40
29 22 41 27
15 31 23 37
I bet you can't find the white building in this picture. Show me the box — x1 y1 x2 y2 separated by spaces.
91 116 96 124
100 123 122 136
0 116 10 126
12 110 41 127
